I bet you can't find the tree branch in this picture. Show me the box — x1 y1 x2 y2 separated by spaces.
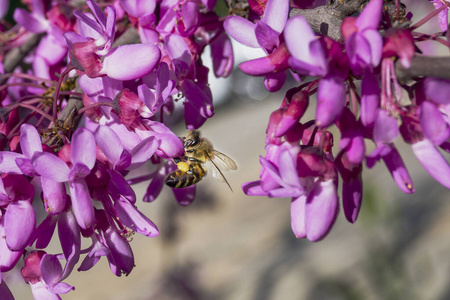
289 0 367 41
395 56 450 82
3 33 45 74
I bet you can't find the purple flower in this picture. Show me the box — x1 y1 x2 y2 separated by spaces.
336 151 363 223
157 0 201 37
225 0 288 50
0 214 22 273
78 219 135 276
0 124 68 215
431 0 449 32
360 71 381 127
0 280 14 300
336 108 365 164
21 251 74 299
120 0 157 19
32 128 96 229
65 0 160 80
163 33 215 128
412 138 450 188
224 0 290 91
341 0 383 75
243 142 339 241
284 16 327 76
382 28 415 68
13 0 69 79
0 0 9 19
419 100 450 146
367 110 414 193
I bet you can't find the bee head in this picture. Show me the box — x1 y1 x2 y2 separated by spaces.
184 130 200 147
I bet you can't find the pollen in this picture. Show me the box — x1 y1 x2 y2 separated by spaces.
406 183 413 191
177 161 190 172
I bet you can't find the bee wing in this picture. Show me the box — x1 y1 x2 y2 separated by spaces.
204 151 237 191
212 150 238 171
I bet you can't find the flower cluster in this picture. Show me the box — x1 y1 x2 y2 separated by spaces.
0 0 232 298
234 0 450 241
1 0 450 298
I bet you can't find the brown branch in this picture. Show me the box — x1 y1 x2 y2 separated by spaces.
395 56 450 83
58 89 84 122
3 33 45 74
289 0 367 41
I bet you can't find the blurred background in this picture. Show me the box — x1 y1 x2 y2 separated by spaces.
5 1 450 299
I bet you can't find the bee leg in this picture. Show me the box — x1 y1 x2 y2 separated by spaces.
173 157 182 163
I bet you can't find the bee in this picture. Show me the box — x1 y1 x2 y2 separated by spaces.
165 130 237 190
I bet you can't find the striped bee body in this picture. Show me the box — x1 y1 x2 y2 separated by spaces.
165 130 237 190
165 162 207 188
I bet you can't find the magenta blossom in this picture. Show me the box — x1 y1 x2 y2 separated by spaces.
65 0 160 80
341 0 383 75
32 128 96 229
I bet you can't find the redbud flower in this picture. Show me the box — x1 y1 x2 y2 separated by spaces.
32 128 96 229
21 251 74 299
341 0 383 75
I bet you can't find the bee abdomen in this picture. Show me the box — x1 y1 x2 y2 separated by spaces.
165 164 206 188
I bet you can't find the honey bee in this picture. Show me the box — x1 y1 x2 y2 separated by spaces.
165 130 237 190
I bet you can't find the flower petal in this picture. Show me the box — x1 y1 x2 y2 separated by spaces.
224 16 259 48
114 198 159 237
13 9 48 33
305 180 339 242
101 44 161 80
342 179 362 223
264 72 286 92
41 177 67 215
255 21 280 51
412 139 450 188
355 0 383 30
69 178 95 229
382 144 415 193
164 34 191 65
261 0 289 33
0 222 22 272
420 101 450 146
373 110 398 145
0 152 25 174
291 195 307 238
20 124 43 158
71 128 96 169
108 170 136 204
94 125 124 165
40 254 63 286
316 75 346 128
210 31 234 78
241 180 269 196
0 281 14 300
32 153 70 182
424 77 450 105
104 228 134 276
129 136 159 169
285 16 327 76
35 215 57 249
360 71 380 127
172 185 196 206
120 0 156 18
5 200 36 250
